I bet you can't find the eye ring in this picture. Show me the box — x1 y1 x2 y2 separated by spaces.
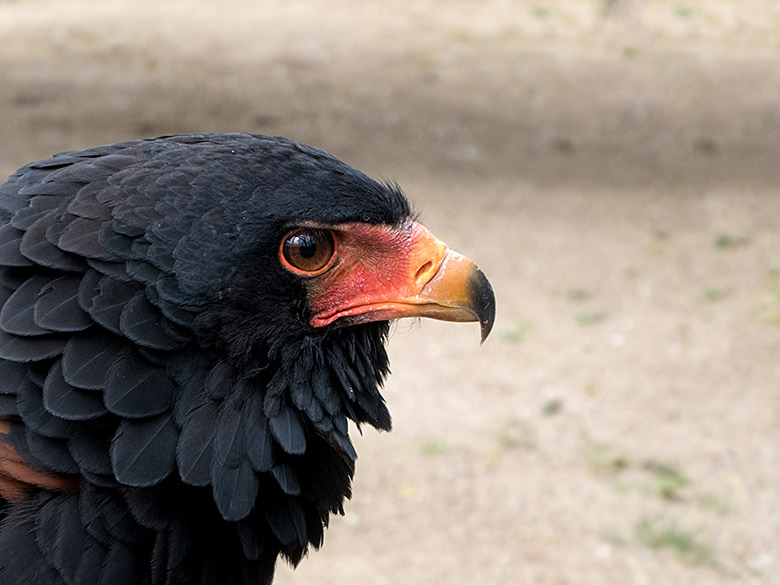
280 228 337 275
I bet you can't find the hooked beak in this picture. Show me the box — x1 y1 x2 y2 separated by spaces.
416 248 496 343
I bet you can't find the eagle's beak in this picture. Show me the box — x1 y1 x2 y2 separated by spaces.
308 221 495 343
413 247 496 343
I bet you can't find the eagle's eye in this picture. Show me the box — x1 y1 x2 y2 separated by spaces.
280 229 337 274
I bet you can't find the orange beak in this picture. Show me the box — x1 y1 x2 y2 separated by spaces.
307 221 495 342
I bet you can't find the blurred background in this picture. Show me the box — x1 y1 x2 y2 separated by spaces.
1 1 779 583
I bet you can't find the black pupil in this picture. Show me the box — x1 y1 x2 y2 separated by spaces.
298 234 317 258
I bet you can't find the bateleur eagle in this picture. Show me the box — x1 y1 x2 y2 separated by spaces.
0 133 494 585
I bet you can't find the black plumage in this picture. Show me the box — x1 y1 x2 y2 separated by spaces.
34 275 93 332
0 133 494 585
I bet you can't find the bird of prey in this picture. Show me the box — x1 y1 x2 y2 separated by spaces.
0 133 494 585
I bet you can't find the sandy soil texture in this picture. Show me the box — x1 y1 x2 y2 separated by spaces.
1 1 779 584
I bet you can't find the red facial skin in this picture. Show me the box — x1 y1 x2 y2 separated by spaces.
280 220 488 333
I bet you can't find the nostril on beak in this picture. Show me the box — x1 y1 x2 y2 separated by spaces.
415 260 437 288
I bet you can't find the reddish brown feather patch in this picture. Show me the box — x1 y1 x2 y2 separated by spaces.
0 474 30 501
0 418 79 500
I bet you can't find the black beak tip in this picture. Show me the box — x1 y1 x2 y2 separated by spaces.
469 267 496 344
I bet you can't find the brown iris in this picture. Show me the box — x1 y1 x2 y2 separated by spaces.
281 229 336 274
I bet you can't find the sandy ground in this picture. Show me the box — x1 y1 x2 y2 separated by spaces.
1 1 779 583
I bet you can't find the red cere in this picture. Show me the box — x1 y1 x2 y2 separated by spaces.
306 221 448 327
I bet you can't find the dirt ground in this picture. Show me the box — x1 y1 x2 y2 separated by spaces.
1 1 779 583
